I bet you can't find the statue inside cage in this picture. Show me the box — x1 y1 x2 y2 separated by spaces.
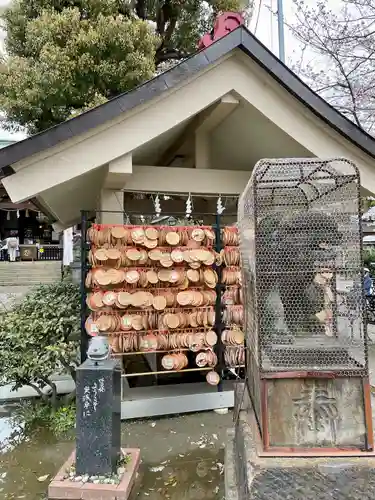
258 210 342 342
238 158 372 451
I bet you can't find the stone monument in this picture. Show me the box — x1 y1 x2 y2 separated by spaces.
48 336 140 500
225 158 375 499
75 358 121 475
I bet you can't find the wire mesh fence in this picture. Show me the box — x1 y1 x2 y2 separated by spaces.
238 158 368 435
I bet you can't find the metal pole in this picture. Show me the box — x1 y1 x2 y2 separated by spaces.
80 210 89 363
277 0 286 63
214 213 225 392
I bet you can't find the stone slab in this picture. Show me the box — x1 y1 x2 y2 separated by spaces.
224 428 239 500
48 448 140 500
266 377 366 448
75 358 121 476
227 422 375 499
225 383 375 499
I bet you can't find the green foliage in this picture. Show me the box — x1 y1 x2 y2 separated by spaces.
52 403 76 435
13 400 76 438
0 3 157 132
0 0 243 133
0 279 80 405
0 279 79 437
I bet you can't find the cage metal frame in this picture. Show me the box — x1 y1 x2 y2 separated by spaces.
238 157 373 453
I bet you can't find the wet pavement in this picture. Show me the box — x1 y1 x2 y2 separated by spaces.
0 286 30 312
1 327 375 499
0 410 232 499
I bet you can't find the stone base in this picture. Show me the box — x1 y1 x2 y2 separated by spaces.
224 428 240 500
225 383 375 499
48 448 140 500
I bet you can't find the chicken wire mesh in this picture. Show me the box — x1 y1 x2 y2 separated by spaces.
238 158 367 398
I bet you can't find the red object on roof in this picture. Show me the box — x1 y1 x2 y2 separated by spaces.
198 12 245 50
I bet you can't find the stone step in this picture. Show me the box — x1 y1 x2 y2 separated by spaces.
0 270 61 275
0 278 61 282
0 268 61 272
0 277 60 282
0 273 61 276
0 280 61 284
0 272 60 276
0 269 61 272
0 270 60 273
0 274 61 286
0 269 61 274
0 284 60 286
0 274 61 277
0 282 61 287
0 262 61 267
0 263 61 271
0 262 62 285
0 275 60 280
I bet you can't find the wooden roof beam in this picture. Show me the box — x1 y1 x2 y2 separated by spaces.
156 93 239 167
195 93 239 169
195 93 239 136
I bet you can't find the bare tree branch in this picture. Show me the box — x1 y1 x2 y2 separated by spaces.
58 355 76 383
28 382 48 401
289 0 375 132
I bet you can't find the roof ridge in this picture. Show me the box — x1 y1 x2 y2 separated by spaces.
0 25 374 173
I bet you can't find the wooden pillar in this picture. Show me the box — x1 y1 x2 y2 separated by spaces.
99 190 124 225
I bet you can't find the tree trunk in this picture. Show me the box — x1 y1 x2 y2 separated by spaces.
58 355 77 383
63 389 76 406
28 382 49 403
41 377 58 411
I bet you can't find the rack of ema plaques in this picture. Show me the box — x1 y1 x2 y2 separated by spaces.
80 212 245 419
237 157 373 454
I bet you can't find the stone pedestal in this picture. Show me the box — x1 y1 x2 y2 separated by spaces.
70 261 81 285
49 358 140 500
225 383 375 500
75 358 121 476
48 448 141 500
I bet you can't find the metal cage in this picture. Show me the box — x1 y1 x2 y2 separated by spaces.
238 158 372 450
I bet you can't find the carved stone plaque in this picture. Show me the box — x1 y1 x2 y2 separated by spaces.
266 377 366 448
75 358 121 475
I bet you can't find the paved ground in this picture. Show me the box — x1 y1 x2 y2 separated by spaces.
0 410 232 500
0 286 30 312
0 278 374 499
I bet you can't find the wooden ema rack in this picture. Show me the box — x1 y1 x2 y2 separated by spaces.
81 222 245 388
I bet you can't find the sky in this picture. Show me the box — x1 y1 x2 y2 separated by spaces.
249 0 345 67
248 0 307 63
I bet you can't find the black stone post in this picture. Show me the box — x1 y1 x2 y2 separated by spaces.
75 358 121 476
